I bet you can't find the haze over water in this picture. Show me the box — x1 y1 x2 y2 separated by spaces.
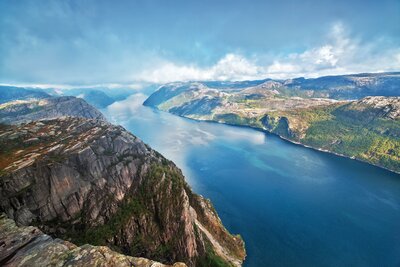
104 94 400 267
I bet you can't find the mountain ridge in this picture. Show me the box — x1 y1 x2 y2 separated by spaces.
144 72 400 174
0 96 106 124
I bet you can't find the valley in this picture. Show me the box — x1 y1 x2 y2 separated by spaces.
0 72 399 266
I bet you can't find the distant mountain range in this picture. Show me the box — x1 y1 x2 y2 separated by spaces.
144 72 400 173
0 85 138 109
0 86 51 104
145 72 400 105
0 96 106 124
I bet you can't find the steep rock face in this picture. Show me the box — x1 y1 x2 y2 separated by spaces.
0 214 186 267
337 96 400 121
0 117 245 266
261 115 293 139
0 96 106 124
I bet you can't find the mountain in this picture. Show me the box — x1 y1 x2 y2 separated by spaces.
284 72 400 99
0 214 186 267
59 88 138 103
75 90 115 108
144 73 400 174
0 85 139 109
0 96 106 124
144 72 400 104
0 117 245 266
57 89 118 109
0 86 50 104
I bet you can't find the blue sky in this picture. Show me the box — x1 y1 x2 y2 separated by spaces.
0 0 399 85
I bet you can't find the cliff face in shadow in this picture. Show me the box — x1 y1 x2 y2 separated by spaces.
0 214 187 267
0 117 245 266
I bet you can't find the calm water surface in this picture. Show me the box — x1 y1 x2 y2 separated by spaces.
103 94 400 267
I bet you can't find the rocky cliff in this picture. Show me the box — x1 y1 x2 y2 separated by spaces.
0 214 186 267
0 96 106 124
0 117 245 266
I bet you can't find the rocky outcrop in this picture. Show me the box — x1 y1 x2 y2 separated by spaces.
261 115 293 139
340 96 400 120
0 96 106 124
0 117 245 266
0 214 186 267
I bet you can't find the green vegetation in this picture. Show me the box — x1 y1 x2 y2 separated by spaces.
259 103 400 172
212 102 400 173
47 154 67 163
197 237 232 267
71 197 147 246
214 113 262 128
61 162 193 263
187 189 246 263
302 113 400 172
158 92 194 111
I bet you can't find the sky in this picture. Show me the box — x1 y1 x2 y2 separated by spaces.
0 0 399 86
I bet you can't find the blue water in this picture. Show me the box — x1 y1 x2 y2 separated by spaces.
103 94 400 267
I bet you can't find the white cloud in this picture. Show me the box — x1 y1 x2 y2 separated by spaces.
135 53 262 83
3 23 398 86
134 22 400 83
263 22 400 79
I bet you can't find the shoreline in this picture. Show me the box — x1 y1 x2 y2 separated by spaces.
148 106 400 176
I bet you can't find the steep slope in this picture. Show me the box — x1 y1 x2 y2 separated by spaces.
0 96 106 124
0 214 186 267
145 80 400 173
0 117 245 266
253 97 400 172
